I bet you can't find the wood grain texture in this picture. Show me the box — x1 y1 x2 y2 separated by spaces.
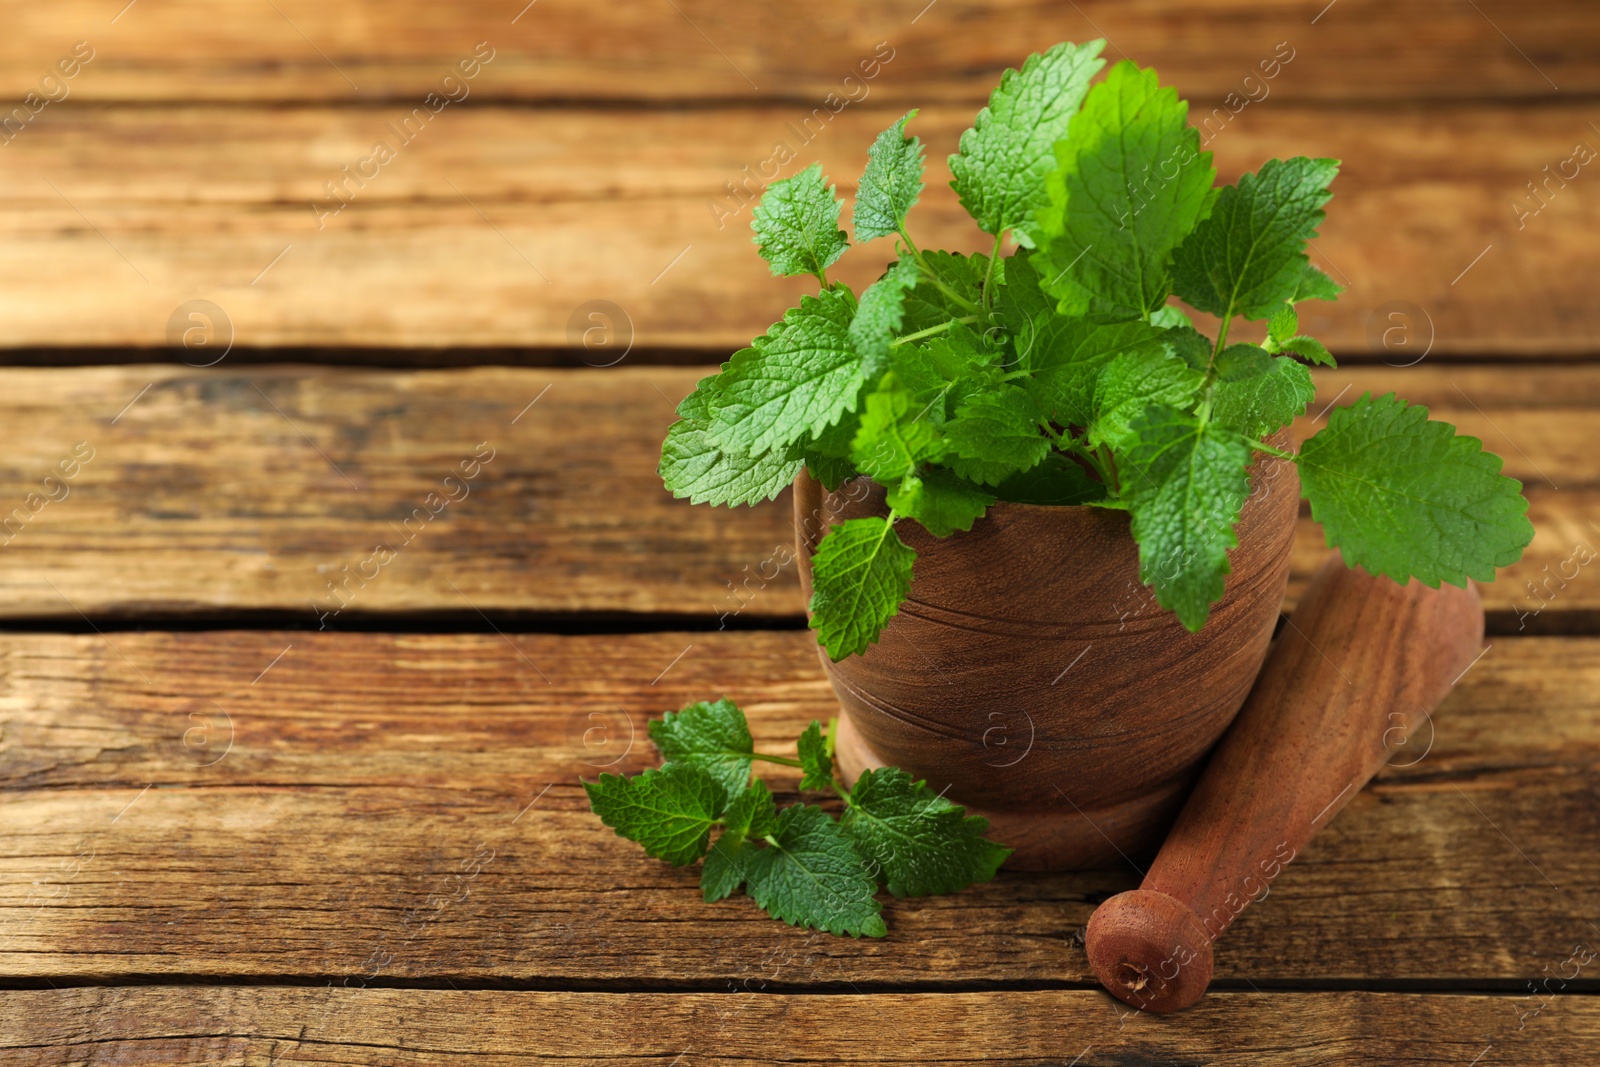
2 0 1590 103
1 988 1596 1065
2 630 1596 984
799 445 1299 870
0 102 1595 352
1088 559 1483 1012
0 364 1590 624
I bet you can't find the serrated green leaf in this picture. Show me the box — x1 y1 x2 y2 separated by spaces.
1171 157 1340 320
701 780 778 902
1089 345 1205 449
701 837 748 902
710 288 864 458
851 256 920 377
751 162 849 279
854 111 926 242
889 329 1001 422
798 413 863 491
1164 324 1213 370
942 386 1050 486
722 778 778 839
994 250 1056 339
842 767 1010 898
1267 303 1297 345
1289 260 1342 303
647 697 755 800
1037 61 1216 319
993 451 1107 506
676 373 723 421
1215 342 1273 382
809 516 916 660
1210 356 1315 439
739 805 887 937
1123 406 1253 631
950 41 1106 245
1280 334 1336 367
797 721 835 791
850 376 944 483
660 418 802 507
1020 317 1168 427
887 467 995 537
900 251 987 332
1150 305 1195 330
1298 393 1533 585
584 763 726 867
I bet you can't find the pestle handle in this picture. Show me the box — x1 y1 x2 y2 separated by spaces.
1085 554 1484 1013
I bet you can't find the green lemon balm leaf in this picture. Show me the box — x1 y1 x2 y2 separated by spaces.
887 468 995 537
1267 303 1298 346
1280 334 1336 368
1214 343 1273 382
1123 406 1253 631
722 778 778 840
1150 305 1196 331
752 162 849 279
993 452 1107 506
900 250 987 332
1298 392 1534 585
1171 157 1340 320
1289 260 1342 304
942 387 1050 486
949 40 1106 245
854 111 926 242
659 418 802 507
701 779 778 903
739 805 887 938
851 256 920 376
796 721 835 792
842 767 1010 897
1210 357 1316 439
648 697 755 800
809 516 917 660
710 288 864 458
1020 317 1168 428
583 763 726 867
850 375 944 483
1037 60 1216 319
701 837 749 903
1088 346 1205 449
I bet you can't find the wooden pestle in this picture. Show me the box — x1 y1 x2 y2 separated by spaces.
1084 554 1484 1013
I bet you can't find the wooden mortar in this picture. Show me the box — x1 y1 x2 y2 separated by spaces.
793 440 1301 870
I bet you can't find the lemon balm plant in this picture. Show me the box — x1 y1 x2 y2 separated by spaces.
661 40 1534 661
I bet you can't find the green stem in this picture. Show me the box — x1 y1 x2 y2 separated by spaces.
904 245 982 313
982 232 1004 309
1245 438 1299 461
889 315 979 348
750 752 804 769
898 229 922 260
1206 308 1234 376
1050 428 1113 486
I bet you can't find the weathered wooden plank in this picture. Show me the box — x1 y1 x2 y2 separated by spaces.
1 631 1595 984
0 364 1589 623
3 0 1590 104
1 989 1595 1065
0 103 1594 352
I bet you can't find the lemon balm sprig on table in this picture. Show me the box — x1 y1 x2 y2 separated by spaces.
583 698 1009 937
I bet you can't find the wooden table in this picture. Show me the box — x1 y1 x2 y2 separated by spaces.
2 3 1598 1063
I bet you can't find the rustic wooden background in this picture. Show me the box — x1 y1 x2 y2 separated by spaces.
1 2 1597 1064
